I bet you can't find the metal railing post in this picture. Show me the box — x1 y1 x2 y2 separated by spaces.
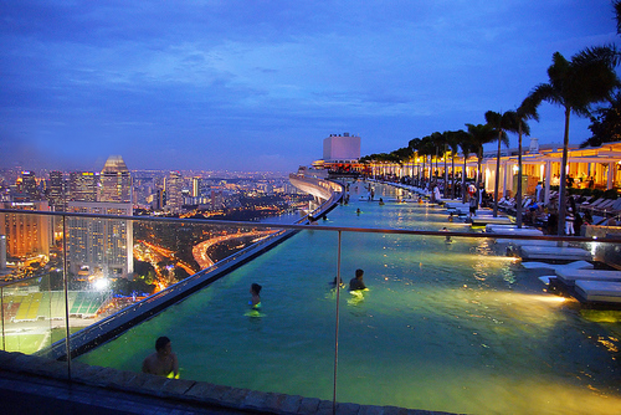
62 215 72 381
333 230 342 415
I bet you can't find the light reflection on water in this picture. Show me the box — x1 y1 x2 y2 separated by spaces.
78 182 621 415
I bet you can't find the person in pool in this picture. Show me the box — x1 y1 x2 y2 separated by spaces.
142 336 179 378
330 276 345 288
441 227 451 242
250 283 262 309
349 269 367 291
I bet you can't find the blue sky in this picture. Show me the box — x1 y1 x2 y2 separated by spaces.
0 0 618 173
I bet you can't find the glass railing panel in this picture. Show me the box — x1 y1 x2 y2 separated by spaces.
76 225 339 400
335 231 621 415
0 210 60 355
0 273 57 354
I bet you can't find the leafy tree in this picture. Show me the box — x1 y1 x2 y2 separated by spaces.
515 95 540 228
457 131 476 203
582 91 621 147
530 49 619 234
485 110 518 216
465 123 497 192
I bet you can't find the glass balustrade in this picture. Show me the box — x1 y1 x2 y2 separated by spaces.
1 203 620 415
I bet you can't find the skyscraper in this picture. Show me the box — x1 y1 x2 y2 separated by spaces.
18 171 40 200
47 171 66 212
100 155 132 203
69 171 99 202
66 155 133 279
165 171 183 211
66 201 133 278
0 201 51 259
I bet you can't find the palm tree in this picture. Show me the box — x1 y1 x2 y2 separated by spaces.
408 138 422 183
418 135 434 184
446 130 466 200
616 0 621 34
485 110 518 217
429 131 443 181
514 95 540 228
465 123 497 194
458 132 476 203
530 49 619 235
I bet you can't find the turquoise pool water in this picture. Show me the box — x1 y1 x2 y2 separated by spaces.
78 181 621 415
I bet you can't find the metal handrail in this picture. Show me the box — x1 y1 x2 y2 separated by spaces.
2 208 621 244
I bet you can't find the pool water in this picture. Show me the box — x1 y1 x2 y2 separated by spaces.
78 182 621 415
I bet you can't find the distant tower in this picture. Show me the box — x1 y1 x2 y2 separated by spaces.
0 201 51 259
323 133 361 163
66 201 133 278
48 171 67 212
191 177 201 198
19 171 40 200
100 155 132 203
65 155 134 279
69 171 100 201
165 171 184 211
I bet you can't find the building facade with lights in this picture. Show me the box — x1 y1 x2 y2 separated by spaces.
0 201 51 259
66 201 133 279
367 140 621 204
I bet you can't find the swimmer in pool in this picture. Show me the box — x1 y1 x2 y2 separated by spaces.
330 276 345 288
349 269 367 291
142 336 179 379
441 227 451 243
250 283 262 309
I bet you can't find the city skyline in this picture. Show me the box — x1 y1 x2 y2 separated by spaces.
1 1 618 173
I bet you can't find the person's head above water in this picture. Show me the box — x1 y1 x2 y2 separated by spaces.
251 283 262 295
155 336 171 352
355 269 364 279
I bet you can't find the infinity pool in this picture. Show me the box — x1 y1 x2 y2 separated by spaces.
78 181 621 415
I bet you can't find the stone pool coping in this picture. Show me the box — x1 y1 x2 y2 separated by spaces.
0 350 461 415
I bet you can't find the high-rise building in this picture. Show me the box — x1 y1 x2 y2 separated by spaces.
0 201 51 259
66 201 133 278
100 155 132 203
69 171 100 202
191 177 201 198
165 171 183 211
323 132 361 163
18 171 40 200
47 171 67 212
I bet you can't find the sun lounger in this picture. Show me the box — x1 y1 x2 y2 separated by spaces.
555 269 621 286
575 280 621 303
519 246 592 261
486 224 542 234
521 260 593 271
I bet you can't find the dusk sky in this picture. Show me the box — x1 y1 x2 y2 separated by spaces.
1 1 618 173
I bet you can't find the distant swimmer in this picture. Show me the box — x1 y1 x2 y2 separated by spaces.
250 283 262 309
246 283 264 318
356 208 361 215
142 336 179 379
441 227 452 243
349 269 367 291
330 276 345 289
448 212 454 222
379 198 385 206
